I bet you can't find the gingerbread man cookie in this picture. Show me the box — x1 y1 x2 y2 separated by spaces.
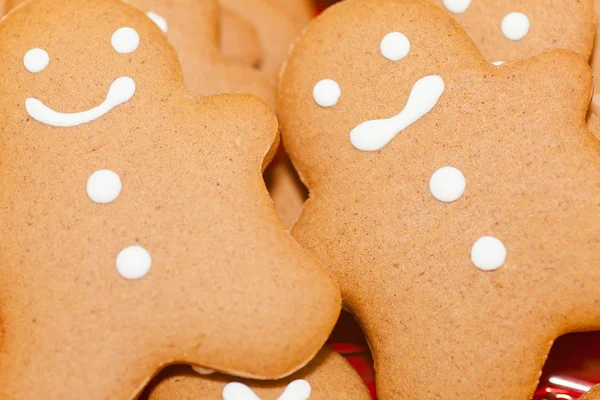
427 0 595 66
0 0 341 398
582 386 600 400
278 0 600 398
7 0 275 107
148 348 371 400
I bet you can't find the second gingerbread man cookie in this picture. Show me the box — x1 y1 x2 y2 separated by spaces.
278 0 600 398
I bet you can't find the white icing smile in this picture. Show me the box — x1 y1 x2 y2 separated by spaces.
350 75 444 151
25 76 136 127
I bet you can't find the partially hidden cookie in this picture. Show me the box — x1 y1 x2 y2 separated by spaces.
7 0 275 107
219 8 263 68
148 348 371 400
270 0 314 26
278 0 600 398
588 0 600 131
219 0 301 81
582 386 600 400
0 0 341 398
428 0 595 66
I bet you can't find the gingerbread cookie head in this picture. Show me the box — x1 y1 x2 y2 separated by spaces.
427 0 595 65
148 348 371 400
0 0 341 398
6 0 275 106
278 0 600 398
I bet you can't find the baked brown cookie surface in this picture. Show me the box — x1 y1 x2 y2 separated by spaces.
427 0 595 65
149 348 371 400
0 0 341 398
278 0 600 398
582 386 600 400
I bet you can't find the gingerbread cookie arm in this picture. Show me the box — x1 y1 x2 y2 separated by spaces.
219 8 263 68
219 0 299 81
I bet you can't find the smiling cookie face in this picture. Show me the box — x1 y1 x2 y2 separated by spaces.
0 0 340 399
148 348 371 400
279 0 600 399
5 0 275 106
428 0 595 65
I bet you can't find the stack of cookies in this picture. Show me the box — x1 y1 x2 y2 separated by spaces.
0 0 598 399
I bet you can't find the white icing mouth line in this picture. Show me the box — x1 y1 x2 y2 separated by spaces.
25 76 136 127
350 75 445 151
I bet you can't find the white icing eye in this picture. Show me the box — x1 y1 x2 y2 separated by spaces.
116 246 152 279
492 61 505 66
501 12 529 41
429 166 466 202
443 0 471 14
23 48 49 73
111 27 140 54
313 79 341 107
471 236 507 271
380 32 410 61
147 11 168 33
87 169 122 204
192 366 215 375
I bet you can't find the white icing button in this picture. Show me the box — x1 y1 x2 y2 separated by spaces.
222 382 261 400
147 11 168 33
313 79 341 107
192 366 215 375
86 169 122 204
116 246 152 280
111 27 140 54
279 380 312 400
443 0 471 13
23 48 49 73
429 166 466 203
492 61 505 66
380 32 410 61
471 236 507 271
501 12 530 41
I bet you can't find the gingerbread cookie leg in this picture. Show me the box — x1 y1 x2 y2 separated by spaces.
0 0 340 398
278 0 600 398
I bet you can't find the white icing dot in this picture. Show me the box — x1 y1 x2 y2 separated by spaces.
501 12 530 41
492 61 505 66
429 166 466 202
222 383 261 400
443 0 471 13
111 27 140 54
471 236 507 271
380 32 410 61
147 11 168 33
23 48 49 73
192 366 215 375
116 246 152 279
86 170 122 204
313 79 341 107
